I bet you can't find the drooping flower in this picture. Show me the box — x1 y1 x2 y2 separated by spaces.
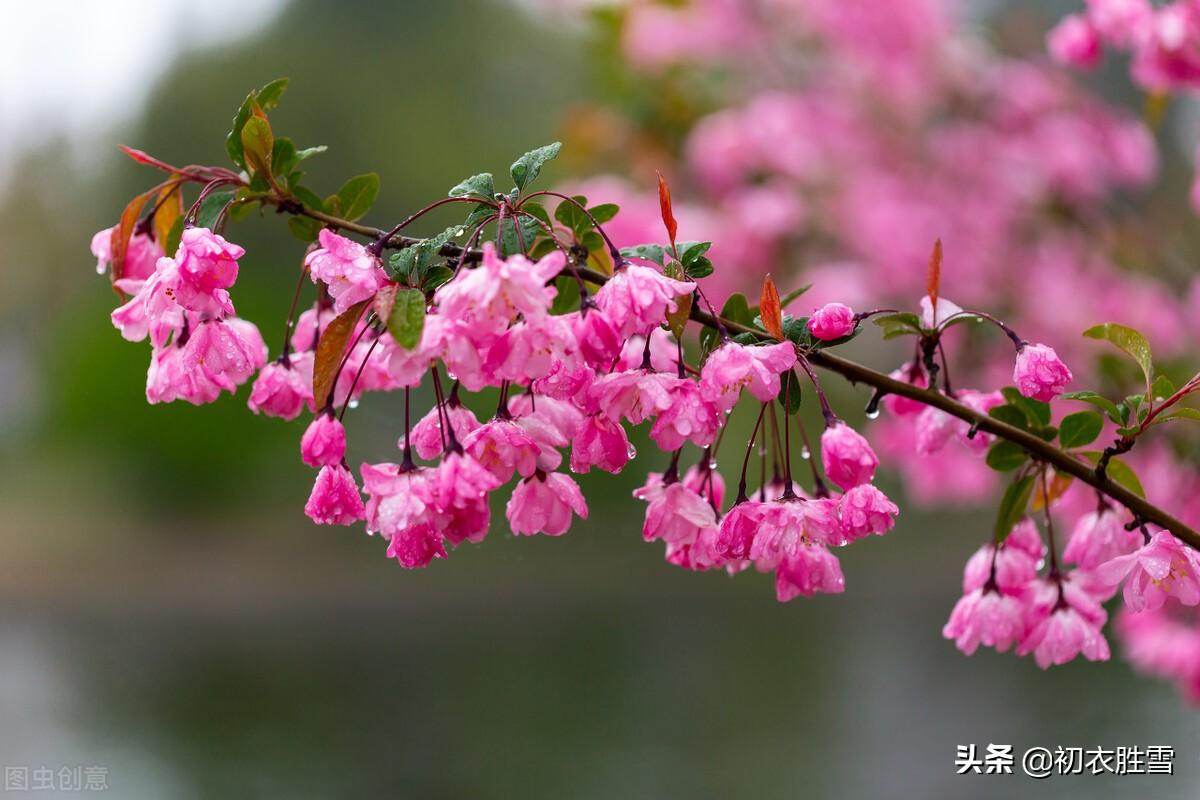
1017 578 1110 668
1096 530 1200 612
506 471 588 536
248 360 313 420
943 587 1027 655
434 243 563 336
962 518 1043 595
1047 13 1102 69
406 402 480 461
883 363 928 416
304 464 366 526
511 394 585 473
91 226 162 285
360 462 432 538
301 413 347 468
716 500 767 560
699 341 798 413
807 302 856 340
426 452 500 546
304 229 386 315
588 370 680 425
682 462 725 509
837 484 899 543
569 305 624 368
181 317 267 396
775 541 845 601
1013 343 1072 402
648 379 721 451
1062 508 1142 569
461 419 542 483
385 522 447 569
820 422 879 490
171 227 244 315
570 414 635 475
593 263 695 338
633 474 718 544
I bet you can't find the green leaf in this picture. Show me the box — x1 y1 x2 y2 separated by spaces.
226 91 257 170
619 243 666 266
588 203 619 224
421 266 454 293
873 312 922 340
678 240 712 264
387 226 460 282
287 216 320 242
684 257 713 279
254 77 289 111
195 190 235 229
662 263 693 338
240 113 274 179
553 195 589 233
1083 322 1153 388
290 185 326 213
296 145 327 162
1150 374 1176 403
463 203 495 230
1001 387 1051 426
1146 407 1200 427
163 216 184 256
988 405 1030 431
994 475 1035 543
986 440 1028 471
1059 411 1104 448
449 172 495 201
551 275 581 315
522 202 552 229
1062 391 1122 424
386 288 426 350
1080 452 1146 497
779 285 812 309
777 370 802 415
337 173 380 222
500 215 541 257
510 142 561 191
271 137 297 178
940 313 983 331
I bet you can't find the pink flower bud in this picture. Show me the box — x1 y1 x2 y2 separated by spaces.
304 464 366 526
248 361 313 421
837 484 899 543
775 543 845 601
807 302 856 341
506 472 588 536
820 422 879 490
1013 343 1072 402
301 414 346 468
1063 508 1142 569
943 587 1026 655
1047 13 1102 69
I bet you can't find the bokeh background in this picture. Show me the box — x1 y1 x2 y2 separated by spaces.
1 0 1197 797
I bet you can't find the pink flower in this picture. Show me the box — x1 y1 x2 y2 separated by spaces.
594 264 695 338
963 519 1043 595
1087 0 1152 46
807 302 856 340
1063 508 1142 569
943 588 1026 655
461 419 541 483
570 414 634 474
304 464 366 526
1096 531 1200 612
648 379 721 451
1017 580 1111 668
511 395 585 473
406 402 480 461
751 500 836 569
956 390 1005 453
1013 343 1072 402
146 344 218 406
588 370 679 425
506 471 588 536
775 542 845 601
820 422 879 490
484 315 577 384
171 227 243 315
304 229 386 315
913 406 956 455
884 364 927 416
614 328 679 373
385 522 447 569
682 462 725 509
360 462 432 538
1048 13 1102 69
699 341 798 412
248 360 313 420
570 306 624 368
426 452 500 546
110 261 186 346
716 501 767 560
181 318 267 396
633 474 718 544
301 413 346 468
919 295 964 328
91 226 162 284
837 484 899 543
434 243 563 337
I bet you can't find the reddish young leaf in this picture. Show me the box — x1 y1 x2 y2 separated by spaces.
118 145 183 175
109 187 157 294
926 238 942 318
760 274 783 340
312 299 370 410
656 171 678 255
153 182 183 252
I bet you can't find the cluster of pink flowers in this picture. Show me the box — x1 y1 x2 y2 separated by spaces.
95 226 267 405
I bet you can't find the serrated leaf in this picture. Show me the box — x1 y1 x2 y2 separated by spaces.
422 266 454 293
387 288 426 350
986 440 1027 471
678 240 712 264
195 190 235 230
1083 322 1153 390
994 475 1035 543
254 77 288 111
554 195 589 233
522 202 552 229
684 256 713 279
1062 391 1122 424
500 215 541 257
1059 411 1104 448
313 299 370 409
619 243 666 267
337 173 380 221
449 172 495 200
387 226 460 282
510 142 561 191
873 312 922 340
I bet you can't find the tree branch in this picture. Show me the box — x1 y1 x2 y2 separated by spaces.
269 199 1200 550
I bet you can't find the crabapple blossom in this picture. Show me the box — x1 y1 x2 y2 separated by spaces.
426 452 499 546
406 403 480 461
716 501 766 561
507 471 588 536
91 226 162 285
593 263 695 338
570 414 634 475
820 422 879 490
1013 343 1073 401
775 541 845 601
943 588 1027 655
248 360 313 420
1017 578 1111 669
180 318 266 398
301 413 346 468
633 474 717 545
305 229 387 315
1063 508 1142 569
699 341 797 413
1048 14 1102 68
305 464 366 526
807 303 856 341
462 419 541 483
1097 530 1200 612
837 484 899 543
